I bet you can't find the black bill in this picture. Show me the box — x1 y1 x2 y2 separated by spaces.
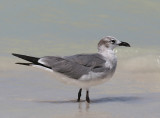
119 41 131 47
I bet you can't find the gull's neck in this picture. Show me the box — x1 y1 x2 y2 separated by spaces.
98 47 117 70
98 48 115 58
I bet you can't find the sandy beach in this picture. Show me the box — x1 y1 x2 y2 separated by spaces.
0 47 160 118
1 0 160 117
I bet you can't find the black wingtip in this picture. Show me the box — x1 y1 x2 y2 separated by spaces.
12 53 39 63
15 62 32 66
12 53 52 69
12 53 20 57
12 53 17 56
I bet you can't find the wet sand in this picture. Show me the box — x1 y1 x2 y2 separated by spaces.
0 71 160 118
0 47 160 118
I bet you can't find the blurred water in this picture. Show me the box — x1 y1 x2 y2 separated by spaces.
0 47 160 118
1 0 160 117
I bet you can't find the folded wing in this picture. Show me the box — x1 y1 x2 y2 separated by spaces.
39 54 108 79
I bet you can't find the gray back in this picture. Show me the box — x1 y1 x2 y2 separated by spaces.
39 53 108 79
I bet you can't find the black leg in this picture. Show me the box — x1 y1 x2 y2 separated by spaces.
77 88 82 102
86 89 90 103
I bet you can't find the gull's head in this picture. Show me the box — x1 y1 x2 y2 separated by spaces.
98 36 130 52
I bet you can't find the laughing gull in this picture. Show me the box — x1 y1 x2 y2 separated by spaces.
12 36 130 103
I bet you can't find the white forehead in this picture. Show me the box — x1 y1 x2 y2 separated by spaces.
103 36 117 41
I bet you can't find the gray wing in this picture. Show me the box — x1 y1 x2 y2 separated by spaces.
38 53 108 79
64 53 107 72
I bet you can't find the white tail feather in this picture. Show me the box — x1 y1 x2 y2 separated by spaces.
32 65 53 72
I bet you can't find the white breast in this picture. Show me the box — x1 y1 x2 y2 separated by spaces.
101 50 117 69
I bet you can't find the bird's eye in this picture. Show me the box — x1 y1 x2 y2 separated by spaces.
111 40 116 44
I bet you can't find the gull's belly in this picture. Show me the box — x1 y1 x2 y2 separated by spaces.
50 70 115 88
33 63 116 88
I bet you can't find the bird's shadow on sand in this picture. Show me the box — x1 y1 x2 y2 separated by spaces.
91 96 140 103
33 96 141 104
